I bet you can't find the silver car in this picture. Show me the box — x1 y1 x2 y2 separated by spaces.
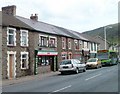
59 59 86 74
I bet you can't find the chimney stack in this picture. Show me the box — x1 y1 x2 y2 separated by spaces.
2 5 16 16
30 14 38 21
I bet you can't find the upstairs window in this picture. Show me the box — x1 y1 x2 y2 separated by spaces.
74 40 79 50
20 30 28 46
49 38 56 48
62 37 66 49
79 40 82 49
94 43 97 51
68 39 71 49
40 36 48 47
7 27 16 46
91 43 93 51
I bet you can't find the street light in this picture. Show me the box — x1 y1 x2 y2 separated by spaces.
104 26 112 50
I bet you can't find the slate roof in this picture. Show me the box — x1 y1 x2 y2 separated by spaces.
2 13 33 30
2 12 98 43
16 16 71 37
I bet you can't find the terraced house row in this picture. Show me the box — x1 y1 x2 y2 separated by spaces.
1 5 99 79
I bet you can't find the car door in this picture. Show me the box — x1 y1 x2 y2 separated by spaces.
76 59 83 70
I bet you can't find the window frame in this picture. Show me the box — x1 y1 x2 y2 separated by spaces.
68 39 71 49
49 36 57 48
62 37 66 49
74 39 79 50
39 34 48 47
7 27 16 46
20 29 29 47
21 52 29 69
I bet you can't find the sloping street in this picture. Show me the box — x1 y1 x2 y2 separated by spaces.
2 65 118 93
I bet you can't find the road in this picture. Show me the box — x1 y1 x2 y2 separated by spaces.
2 65 119 93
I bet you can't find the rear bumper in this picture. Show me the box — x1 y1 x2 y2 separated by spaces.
59 68 76 72
86 64 97 68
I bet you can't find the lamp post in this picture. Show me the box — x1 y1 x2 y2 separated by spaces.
104 26 112 50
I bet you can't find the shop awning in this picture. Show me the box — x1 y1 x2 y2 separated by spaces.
37 50 58 56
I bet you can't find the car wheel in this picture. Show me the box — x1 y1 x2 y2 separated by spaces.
61 72 64 75
96 65 99 69
83 68 86 72
75 68 79 74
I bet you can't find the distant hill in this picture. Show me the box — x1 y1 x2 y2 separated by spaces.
82 23 119 45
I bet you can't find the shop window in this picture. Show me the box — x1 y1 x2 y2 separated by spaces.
38 56 50 66
21 52 29 69
7 27 16 46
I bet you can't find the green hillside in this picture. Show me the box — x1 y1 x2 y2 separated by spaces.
82 23 119 45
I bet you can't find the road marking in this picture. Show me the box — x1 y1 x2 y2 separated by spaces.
51 85 71 93
85 73 102 81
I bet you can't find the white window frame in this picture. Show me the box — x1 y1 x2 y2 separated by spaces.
62 37 66 49
79 40 82 49
49 36 57 47
74 39 79 50
21 52 29 69
39 34 48 47
68 39 71 49
7 27 16 46
20 29 28 46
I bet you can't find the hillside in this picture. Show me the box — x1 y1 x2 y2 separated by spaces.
82 23 119 45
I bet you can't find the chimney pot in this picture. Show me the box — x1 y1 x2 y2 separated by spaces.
30 13 38 21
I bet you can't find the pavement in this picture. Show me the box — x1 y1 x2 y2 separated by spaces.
2 71 60 86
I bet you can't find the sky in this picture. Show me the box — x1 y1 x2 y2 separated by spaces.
0 0 119 32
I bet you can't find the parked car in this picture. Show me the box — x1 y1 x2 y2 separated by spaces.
58 59 86 74
86 58 102 69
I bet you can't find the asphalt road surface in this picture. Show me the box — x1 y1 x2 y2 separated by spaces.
2 64 119 93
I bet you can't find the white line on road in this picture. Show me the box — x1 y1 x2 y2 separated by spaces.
85 73 102 81
49 85 71 93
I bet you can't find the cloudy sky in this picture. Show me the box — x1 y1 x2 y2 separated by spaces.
0 0 119 32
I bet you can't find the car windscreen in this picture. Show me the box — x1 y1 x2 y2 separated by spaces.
60 60 71 65
87 58 97 62
96 52 109 60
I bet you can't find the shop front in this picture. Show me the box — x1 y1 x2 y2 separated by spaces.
35 50 58 74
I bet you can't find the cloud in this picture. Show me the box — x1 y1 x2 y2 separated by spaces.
0 0 119 32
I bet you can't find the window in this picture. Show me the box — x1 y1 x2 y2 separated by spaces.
38 56 51 66
79 40 82 49
68 39 71 49
94 43 96 51
21 52 29 69
20 30 28 46
74 40 79 50
7 27 16 46
91 43 93 51
62 37 66 49
82 41 84 48
49 38 56 48
39 36 48 47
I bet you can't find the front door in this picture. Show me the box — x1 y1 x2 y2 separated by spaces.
8 52 16 79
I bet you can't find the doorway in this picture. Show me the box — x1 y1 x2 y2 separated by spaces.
7 51 16 79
